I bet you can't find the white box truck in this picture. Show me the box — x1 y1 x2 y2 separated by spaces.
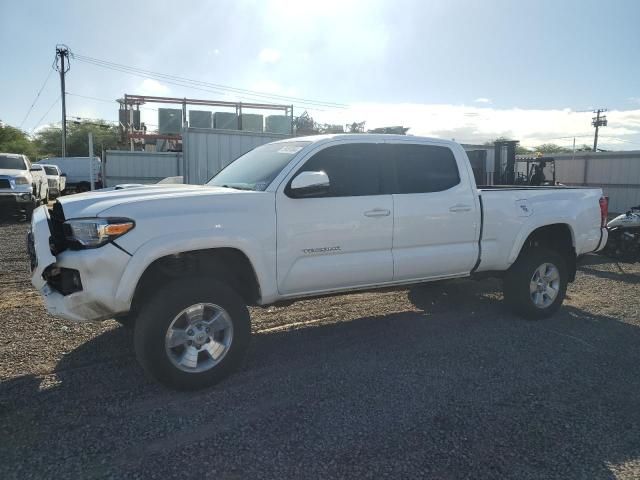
36 156 102 193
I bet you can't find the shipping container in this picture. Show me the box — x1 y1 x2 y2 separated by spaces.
158 108 183 134
214 112 239 130
265 115 291 134
240 114 263 133
189 110 212 129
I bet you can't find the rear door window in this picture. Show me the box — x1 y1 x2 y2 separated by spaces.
386 144 460 194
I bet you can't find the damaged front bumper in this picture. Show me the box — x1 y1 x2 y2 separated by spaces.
29 206 132 322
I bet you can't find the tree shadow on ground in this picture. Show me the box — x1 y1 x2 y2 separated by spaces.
0 212 28 225
577 255 640 284
1 278 639 478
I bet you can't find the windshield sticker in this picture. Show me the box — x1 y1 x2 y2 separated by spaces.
277 145 304 154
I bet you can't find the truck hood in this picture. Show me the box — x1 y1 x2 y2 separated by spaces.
57 184 246 218
0 168 29 177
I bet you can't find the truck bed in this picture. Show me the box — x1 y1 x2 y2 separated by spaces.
475 186 605 273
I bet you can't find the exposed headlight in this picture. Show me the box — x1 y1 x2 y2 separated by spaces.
15 176 30 185
63 217 135 249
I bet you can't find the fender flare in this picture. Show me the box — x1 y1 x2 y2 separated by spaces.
114 230 274 307
507 218 577 265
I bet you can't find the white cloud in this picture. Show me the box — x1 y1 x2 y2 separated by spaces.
474 98 492 104
311 103 640 149
136 78 170 96
258 48 282 64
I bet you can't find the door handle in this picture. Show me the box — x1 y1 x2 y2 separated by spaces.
449 204 472 213
364 208 391 217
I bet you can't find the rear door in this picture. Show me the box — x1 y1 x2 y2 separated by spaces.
276 142 394 295
385 141 480 280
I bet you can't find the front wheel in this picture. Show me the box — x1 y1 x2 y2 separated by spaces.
25 202 36 221
503 247 568 320
134 278 251 390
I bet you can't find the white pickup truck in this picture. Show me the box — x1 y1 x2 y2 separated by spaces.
40 164 66 199
28 135 608 390
0 153 49 218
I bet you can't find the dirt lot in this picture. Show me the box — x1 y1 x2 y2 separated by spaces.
1 216 639 479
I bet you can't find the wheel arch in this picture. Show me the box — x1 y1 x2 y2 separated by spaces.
511 223 577 281
128 247 262 316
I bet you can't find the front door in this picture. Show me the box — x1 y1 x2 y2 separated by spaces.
276 142 394 295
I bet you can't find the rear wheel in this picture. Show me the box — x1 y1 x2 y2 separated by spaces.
503 247 568 320
134 278 251 390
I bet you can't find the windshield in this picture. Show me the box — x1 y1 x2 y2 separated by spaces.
207 141 310 191
43 166 58 175
0 155 27 170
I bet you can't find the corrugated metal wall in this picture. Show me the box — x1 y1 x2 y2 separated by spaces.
552 151 640 213
182 128 288 184
104 151 182 186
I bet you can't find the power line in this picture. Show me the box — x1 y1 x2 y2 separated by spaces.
73 53 345 107
72 53 346 109
66 92 116 104
66 92 158 111
599 136 640 146
66 115 118 124
31 95 61 132
19 60 56 128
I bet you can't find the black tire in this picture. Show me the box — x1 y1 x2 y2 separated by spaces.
134 278 251 391
113 314 136 329
25 203 35 221
503 247 568 320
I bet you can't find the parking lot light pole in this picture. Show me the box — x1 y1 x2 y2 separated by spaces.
88 131 95 191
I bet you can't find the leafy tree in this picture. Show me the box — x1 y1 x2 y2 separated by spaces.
34 120 120 158
293 111 319 135
347 121 366 133
532 143 572 154
0 123 38 159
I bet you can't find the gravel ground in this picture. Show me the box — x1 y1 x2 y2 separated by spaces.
1 215 639 479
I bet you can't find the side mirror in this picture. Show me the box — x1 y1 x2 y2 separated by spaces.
60 173 67 177
290 171 330 197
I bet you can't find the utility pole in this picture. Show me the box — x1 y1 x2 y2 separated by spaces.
55 45 70 157
88 131 95 191
592 108 607 152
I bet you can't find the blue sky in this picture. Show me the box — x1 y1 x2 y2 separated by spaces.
1 0 639 149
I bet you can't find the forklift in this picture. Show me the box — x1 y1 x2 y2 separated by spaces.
493 140 556 186
516 156 556 186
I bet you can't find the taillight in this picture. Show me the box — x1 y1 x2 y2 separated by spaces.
599 196 609 227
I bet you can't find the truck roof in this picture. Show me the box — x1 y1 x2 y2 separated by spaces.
277 133 459 146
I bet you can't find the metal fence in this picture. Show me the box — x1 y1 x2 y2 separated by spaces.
552 151 640 213
104 151 182 187
182 128 289 184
